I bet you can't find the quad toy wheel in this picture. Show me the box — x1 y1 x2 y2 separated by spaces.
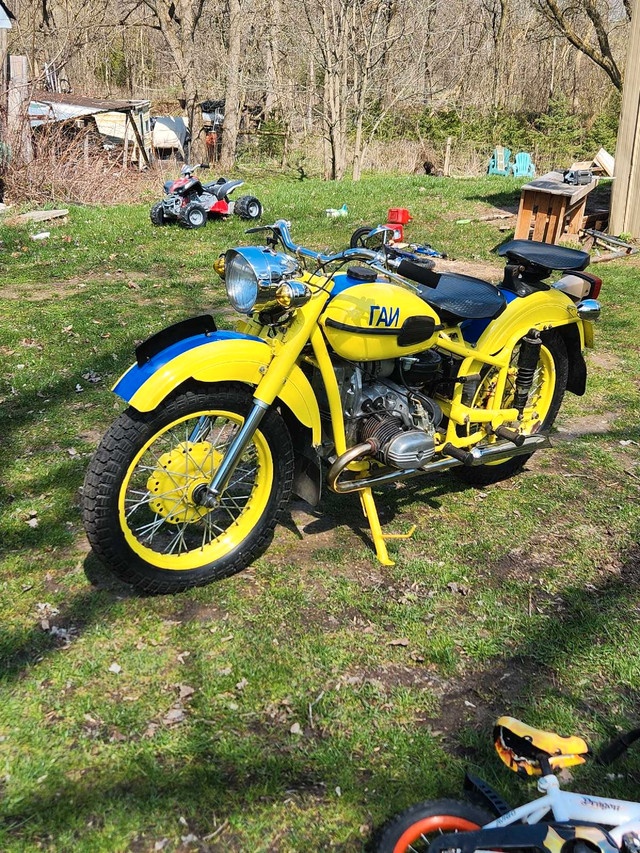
178 201 207 229
234 195 263 220
150 201 167 226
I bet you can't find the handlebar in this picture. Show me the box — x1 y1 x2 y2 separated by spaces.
273 219 380 266
246 220 436 292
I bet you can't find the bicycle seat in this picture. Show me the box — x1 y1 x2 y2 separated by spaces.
494 716 590 777
417 274 506 323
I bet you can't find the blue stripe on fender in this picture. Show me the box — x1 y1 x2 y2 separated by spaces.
114 329 267 402
460 289 519 345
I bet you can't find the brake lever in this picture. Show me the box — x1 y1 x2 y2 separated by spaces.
245 225 281 248
245 226 273 234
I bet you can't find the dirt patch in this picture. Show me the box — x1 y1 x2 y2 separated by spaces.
0 280 81 301
587 351 623 371
427 656 555 740
554 411 617 441
433 257 502 282
175 599 229 624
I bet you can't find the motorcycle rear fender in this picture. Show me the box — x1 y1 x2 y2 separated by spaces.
476 288 587 395
113 330 322 445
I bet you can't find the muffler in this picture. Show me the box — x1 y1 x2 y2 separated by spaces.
327 433 551 493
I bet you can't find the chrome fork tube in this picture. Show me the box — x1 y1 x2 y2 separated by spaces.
199 400 268 506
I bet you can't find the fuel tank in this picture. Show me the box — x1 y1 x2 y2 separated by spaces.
320 275 441 361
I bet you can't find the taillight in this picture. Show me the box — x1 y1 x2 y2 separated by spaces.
582 272 602 299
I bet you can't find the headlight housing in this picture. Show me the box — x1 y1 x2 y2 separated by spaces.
224 247 300 314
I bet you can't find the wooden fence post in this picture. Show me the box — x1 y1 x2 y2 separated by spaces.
443 136 452 176
7 55 33 163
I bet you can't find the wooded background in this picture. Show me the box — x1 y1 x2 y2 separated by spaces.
6 0 633 178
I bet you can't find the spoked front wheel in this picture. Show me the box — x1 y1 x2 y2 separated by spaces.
82 385 294 593
375 799 492 853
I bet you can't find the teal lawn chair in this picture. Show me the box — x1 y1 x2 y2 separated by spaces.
488 146 512 176
511 151 536 178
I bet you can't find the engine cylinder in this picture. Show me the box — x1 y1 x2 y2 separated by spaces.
359 415 434 469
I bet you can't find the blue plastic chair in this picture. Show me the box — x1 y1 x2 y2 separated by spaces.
488 146 512 176
511 152 535 178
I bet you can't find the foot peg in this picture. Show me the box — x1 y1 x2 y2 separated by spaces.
492 425 525 446
443 442 474 466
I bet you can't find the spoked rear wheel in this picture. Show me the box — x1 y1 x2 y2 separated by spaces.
455 330 568 486
82 385 294 593
375 799 492 853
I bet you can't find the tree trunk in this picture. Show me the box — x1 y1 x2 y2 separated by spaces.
264 0 280 118
221 0 243 169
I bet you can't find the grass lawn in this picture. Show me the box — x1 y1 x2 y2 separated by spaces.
0 174 639 852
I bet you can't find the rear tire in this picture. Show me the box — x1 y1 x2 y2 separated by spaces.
234 195 263 220
376 799 492 853
454 330 568 486
150 201 167 226
178 200 207 229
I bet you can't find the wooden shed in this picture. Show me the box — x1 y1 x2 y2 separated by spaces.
29 92 152 166
610 9 640 237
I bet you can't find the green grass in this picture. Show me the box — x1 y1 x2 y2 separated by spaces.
0 174 639 852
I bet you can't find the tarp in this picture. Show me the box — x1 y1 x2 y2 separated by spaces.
152 116 189 155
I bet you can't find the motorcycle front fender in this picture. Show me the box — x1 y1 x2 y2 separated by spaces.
113 328 322 446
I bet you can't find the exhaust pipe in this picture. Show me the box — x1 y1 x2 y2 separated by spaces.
327 433 551 494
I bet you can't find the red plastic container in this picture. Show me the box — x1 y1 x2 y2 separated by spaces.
387 207 411 225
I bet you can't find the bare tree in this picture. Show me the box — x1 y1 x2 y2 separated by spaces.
124 0 209 155
536 0 623 90
220 0 242 168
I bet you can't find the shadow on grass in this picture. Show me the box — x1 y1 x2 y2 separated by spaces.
1 544 638 849
463 186 522 215
0 553 136 685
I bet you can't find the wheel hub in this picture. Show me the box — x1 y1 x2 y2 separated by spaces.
146 441 222 524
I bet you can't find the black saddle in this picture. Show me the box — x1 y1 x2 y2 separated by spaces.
498 240 589 272
418 273 506 323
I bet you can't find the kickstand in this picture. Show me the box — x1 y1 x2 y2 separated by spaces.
359 487 417 566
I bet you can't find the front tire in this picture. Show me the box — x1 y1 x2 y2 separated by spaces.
150 201 167 226
455 330 568 486
178 200 207 228
376 799 492 853
82 385 294 593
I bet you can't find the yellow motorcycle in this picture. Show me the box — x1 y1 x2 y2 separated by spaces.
82 222 602 593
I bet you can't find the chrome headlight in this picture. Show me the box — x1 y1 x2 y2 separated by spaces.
224 247 300 314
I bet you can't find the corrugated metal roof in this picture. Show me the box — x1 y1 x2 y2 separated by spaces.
0 1 15 25
29 92 151 125
31 91 149 113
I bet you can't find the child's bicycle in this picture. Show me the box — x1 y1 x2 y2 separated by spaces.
376 716 640 853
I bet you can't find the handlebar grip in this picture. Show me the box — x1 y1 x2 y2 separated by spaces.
397 259 441 289
597 728 640 765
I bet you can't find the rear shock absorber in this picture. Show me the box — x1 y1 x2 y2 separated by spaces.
513 329 542 414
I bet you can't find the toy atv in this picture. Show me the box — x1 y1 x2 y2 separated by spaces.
150 164 263 229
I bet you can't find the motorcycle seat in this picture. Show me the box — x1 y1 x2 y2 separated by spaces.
207 179 244 200
498 239 589 272
418 273 506 322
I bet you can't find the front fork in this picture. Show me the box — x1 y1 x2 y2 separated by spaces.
197 291 330 508
196 400 269 507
